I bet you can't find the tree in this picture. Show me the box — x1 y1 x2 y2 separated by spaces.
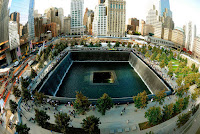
73 92 90 115
122 42 125 47
41 53 45 61
182 95 190 110
9 100 18 114
81 115 100 134
154 90 166 105
49 51 53 61
22 88 31 103
196 79 200 88
145 106 162 125
21 78 29 88
148 45 152 51
90 42 94 47
168 61 173 69
162 103 174 121
191 92 198 101
159 60 165 68
127 43 132 48
181 67 190 77
175 67 180 76
176 111 191 128
155 53 161 61
173 98 184 114
114 42 120 48
133 91 148 109
35 109 50 127
36 54 40 62
13 87 21 98
167 69 174 78
107 42 111 48
38 61 43 68
30 68 37 78
176 77 183 86
16 123 30 134
55 113 71 133
97 93 113 115
34 91 47 105
191 63 196 72
145 51 150 58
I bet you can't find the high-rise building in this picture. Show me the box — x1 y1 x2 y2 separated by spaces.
10 12 20 35
159 0 172 17
105 0 126 37
185 21 196 51
45 7 64 34
70 0 85 35
34 17 43 41
63 16 71 35
93 3 107 36
99 0 105 4
87 13 94 35
193 36 200 61
83 8 94 34
0 0 14 65
28 0 35 41
171 28 185 49
146 5 163 38
9 21 20 51
127 18 139 34
138 20 145 35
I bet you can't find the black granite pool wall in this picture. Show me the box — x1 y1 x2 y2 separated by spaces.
71 51 130 61
39 53 73 96
129 52 172 95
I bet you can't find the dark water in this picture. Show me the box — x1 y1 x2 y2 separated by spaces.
56 62 150 99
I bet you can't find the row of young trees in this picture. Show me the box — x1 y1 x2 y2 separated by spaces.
145 96 190 126
73 92 113 115
34 108 100 134
133 90 166 109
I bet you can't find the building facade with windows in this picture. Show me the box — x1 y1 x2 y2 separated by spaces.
70 0 85 35
28 0 35 41
92 3 107 36
105 0 126 37
193 36 200 61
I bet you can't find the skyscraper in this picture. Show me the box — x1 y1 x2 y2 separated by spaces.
146 5 163 38
70 0 85 35
28 0 35 41
185 21 196 51
93 3 107 36
10 12 20 35
105 0 126 37
159 0 172 17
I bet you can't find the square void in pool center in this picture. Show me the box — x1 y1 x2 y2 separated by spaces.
57 62 150 99
93 71 115 84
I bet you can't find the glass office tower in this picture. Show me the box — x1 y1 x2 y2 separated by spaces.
159 0 172 17
28 0 35 41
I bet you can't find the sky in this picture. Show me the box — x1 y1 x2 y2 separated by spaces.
10 0 200 35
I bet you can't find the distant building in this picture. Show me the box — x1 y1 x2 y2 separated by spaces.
99 0 105 4
0 0 13 65
9 21 20 51
171 28 185 49
127 18 139 33
146 5 163 38
10 12 20 35
93 3 107 36
34 17 43 41
105 0 126 37
193 36 200 61
28 0 35 41
185 21 196 51
63 16 71 35
159 0 172 17
45 7 64 34
34 10 42 18
70 0 85 35
138 20 145 35
83 8 94 34
43 22 57 37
